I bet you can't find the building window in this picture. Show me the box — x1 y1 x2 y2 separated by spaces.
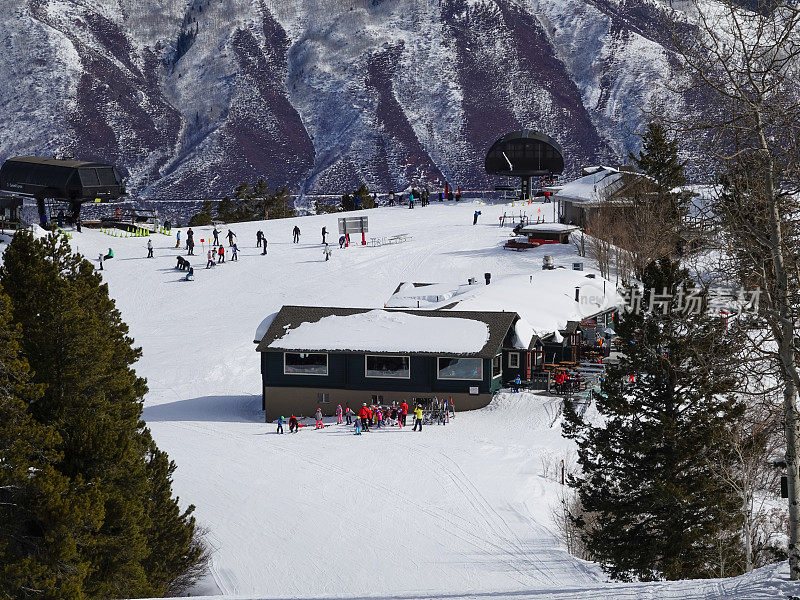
508 352 520 369
492 354 502 378
437 357 483 380
533 349 543 366
284 352 328 375
317 392 330 403
365 355 410 378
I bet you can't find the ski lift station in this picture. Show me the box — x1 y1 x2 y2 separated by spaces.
0 156 126 226
485 130 564 200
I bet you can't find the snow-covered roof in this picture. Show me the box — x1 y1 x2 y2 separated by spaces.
553 167 624 204
256 306 517 358
518 223 581 234
386 271 620 341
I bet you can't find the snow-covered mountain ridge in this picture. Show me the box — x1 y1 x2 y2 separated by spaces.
2 0 688 198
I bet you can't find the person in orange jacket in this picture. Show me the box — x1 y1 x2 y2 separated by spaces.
400 401 409 427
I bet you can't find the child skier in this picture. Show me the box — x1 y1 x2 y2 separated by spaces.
277 415 285 434
218 245 225 263
289 415 299 433
345 404 353 425
315 407 323 429
232 243 239 261
354 418 362 435
336 404 343 424
413 404 424 431
147 238 154 258
206 249 215 269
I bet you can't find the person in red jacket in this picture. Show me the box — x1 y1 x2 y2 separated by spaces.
400 401 409 427
359 403 371 432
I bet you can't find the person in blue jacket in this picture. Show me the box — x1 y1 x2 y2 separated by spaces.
277 415 285 434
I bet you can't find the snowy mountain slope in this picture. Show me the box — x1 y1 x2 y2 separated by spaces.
26 200 798 600
2 0 696 198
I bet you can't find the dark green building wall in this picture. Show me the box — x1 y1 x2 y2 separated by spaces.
261 351 498 401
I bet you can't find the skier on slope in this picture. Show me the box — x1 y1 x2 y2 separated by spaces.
322 226 328 244
315 407 324 429
227 229 236 247
289 415 299 433
217 245 225 263
400 401 409 427
277 415 285 434
256 230 264 248
212 227 220 246
206 249 215 269
262 236 268 255
293 225 301 243
336 404 343 424
354 416 362 435
231 243 239 261
147 238 154 258
175 230 181 249
345 404 353 425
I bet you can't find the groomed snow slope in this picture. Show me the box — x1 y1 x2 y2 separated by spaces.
39 200 798 600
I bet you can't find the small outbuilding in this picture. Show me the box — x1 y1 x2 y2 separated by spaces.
515 222 580 244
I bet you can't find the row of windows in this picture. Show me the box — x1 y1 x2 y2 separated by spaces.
283 353 503 381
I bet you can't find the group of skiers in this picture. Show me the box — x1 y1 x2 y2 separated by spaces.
275 399 456 435
386 183 461 208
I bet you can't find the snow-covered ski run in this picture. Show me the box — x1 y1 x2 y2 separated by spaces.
37 200 798 600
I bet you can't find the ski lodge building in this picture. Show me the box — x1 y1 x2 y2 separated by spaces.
546 165 656 228
254 270 618 420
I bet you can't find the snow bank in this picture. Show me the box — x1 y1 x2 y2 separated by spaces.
268 309 489 353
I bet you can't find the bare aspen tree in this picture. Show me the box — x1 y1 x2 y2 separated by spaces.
668 0 800 579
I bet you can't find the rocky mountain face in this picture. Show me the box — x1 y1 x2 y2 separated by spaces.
1 0 689 199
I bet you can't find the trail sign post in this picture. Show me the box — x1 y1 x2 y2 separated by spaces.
338 215 369 246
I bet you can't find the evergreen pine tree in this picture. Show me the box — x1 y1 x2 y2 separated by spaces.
563 258 745 581
0 283 102 600
340 192 355 212
354 183 374 209
630 122 688 217
267 187 295 219
188 200 214 226
0 232 205 597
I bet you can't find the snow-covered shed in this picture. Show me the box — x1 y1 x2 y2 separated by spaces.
254 306 522 420
516 222 580 244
